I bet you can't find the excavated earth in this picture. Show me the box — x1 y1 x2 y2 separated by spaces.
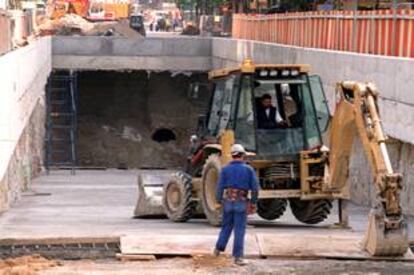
77 71 209 169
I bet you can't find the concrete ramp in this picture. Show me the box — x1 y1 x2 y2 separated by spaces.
120 233 414 261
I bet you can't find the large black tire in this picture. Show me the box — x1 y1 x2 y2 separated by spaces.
201 154 222 226
162 171 196 222
289 199 333 225
257 199 287 221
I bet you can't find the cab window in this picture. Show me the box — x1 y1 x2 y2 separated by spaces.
309 75 330 133
234 75 256 151
207 74 238 136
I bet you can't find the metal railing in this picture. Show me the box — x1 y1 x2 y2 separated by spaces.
233 8 414 58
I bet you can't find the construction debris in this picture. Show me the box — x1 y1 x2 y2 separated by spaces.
37 14 143 39
181 24 200 36
0 255 59 275
38 14 94 35
84 19 144 39
192 255 232 270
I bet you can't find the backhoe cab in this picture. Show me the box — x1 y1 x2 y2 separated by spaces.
134 59 409 257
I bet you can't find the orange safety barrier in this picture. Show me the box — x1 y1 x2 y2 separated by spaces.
0 12 12 55
103 3 129 19
233 9 414 58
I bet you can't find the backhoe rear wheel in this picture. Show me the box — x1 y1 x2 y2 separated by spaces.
201 154 222 226
162 171 196 222
289 199 332 225
257 199 287 221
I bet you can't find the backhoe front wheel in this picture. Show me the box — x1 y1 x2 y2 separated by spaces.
162 171 196 222
201 154 222 226
289 199 332 225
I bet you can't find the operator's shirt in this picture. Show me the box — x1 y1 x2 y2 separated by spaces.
265 107 284 123
216 160 259 204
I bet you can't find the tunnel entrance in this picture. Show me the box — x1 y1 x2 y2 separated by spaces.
152 128 176 143
75 70 209 169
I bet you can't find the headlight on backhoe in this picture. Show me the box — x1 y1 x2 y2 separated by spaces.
291 69 299 76
281 69 290 77
259 70 269 77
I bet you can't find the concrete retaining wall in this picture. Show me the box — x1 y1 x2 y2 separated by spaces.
52 36 212 71
0 37 51 212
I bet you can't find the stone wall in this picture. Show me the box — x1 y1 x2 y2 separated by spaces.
0 37 51 213
0 99 46 211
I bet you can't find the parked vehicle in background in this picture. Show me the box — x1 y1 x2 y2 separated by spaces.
130 13 146 36
50 0 89 19
87 2 115 21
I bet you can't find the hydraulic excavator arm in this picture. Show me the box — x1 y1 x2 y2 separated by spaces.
327 81 408 256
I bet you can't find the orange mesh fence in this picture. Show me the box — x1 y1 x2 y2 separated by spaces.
233 9 414 58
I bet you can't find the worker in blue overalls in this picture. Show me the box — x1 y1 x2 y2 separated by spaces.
213 144 259 266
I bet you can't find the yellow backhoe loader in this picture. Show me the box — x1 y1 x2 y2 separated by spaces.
134 59 409 256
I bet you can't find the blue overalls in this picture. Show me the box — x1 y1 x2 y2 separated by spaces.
215 160 259 258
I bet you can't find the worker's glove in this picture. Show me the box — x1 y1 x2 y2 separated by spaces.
214 203 222 210
247 202 257 215
277 120 288 128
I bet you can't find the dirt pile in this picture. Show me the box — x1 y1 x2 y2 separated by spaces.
38 14 142 38
76 71 209 169
192 255 232 270
181 24 200 36
0 255 59 275
38 14 94 35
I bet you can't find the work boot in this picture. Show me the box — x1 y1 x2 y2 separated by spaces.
213 248 221 257
234 257 249 266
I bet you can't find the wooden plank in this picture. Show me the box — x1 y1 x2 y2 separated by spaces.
116 253 156 261
120 234 260 257
257 233 414 261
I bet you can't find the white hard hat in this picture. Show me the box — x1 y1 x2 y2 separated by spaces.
231 144 246 156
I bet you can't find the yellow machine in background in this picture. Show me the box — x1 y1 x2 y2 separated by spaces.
135 59 409 257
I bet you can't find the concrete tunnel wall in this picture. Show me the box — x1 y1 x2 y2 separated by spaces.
52 36 212 71
0 37 51 213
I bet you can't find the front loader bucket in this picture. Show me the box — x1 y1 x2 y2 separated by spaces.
134 170 174 218
363 208 409 256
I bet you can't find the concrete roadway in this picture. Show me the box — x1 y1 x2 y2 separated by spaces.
0 169 413 240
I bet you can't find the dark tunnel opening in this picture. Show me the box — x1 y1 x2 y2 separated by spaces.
152 128 177 143
76 70 210 169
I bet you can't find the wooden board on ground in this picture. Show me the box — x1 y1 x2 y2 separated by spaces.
256 233 414 261
120 234 260 257
116 253 156 261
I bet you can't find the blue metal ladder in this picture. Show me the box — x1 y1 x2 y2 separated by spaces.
45 70 78 174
